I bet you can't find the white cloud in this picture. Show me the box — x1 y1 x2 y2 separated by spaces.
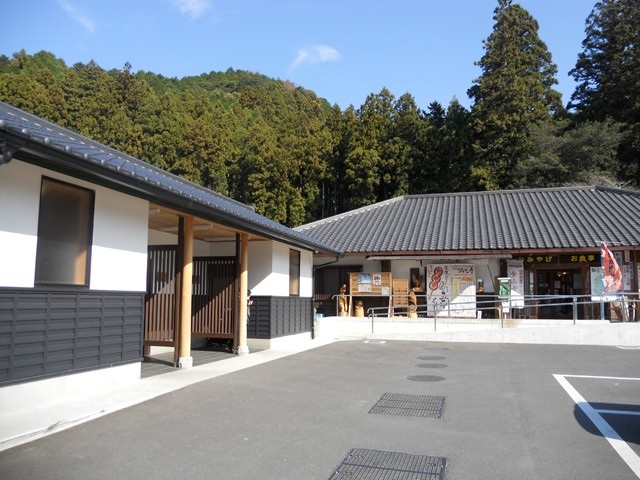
171 0 212 19
289 44 342 72
58 0 96 34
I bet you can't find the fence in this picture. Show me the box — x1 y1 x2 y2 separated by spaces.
331 293 639 327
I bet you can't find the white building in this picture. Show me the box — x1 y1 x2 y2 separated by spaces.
0 101 339 408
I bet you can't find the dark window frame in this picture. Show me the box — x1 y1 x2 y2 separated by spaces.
34 177 95 288
289 248 301 297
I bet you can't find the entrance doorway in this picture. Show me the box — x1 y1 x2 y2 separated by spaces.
535 267 582 319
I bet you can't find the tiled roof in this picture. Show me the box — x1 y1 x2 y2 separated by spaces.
0 101 340 256
295 188 640 254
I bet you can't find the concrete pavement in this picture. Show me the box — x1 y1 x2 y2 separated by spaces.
0 337 335 453
1 337 640 479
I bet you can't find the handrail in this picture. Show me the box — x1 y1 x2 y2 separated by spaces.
345 293 640 335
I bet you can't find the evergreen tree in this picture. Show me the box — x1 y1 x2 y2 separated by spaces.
323 105 358 217
343 89 396 209
513 119 623 188
468 0 563 190
389 93 423 197
569 0 640 185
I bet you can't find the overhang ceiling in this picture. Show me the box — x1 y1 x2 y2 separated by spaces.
148 203 265 243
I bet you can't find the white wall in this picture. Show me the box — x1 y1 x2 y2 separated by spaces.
248 241 313 297
90 188 148 291
300 249 313 297
250 241 292 296
0 161 40 287
0 160 148 291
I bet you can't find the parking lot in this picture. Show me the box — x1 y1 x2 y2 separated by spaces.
0 340 639 479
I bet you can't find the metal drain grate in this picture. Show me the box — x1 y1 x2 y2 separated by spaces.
418 355 447 361
329 448 448 479
416 363 447 368
369 393 445 418
408 375 445 382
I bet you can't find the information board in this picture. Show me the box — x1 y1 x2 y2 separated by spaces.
350 272 392 295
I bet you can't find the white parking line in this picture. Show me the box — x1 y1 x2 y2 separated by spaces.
597 409 640 416
554 374 640 478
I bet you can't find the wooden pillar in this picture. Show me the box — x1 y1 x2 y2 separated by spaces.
178 215 194 368
237 232 250 355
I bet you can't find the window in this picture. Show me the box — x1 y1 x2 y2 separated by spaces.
289 249 300 296
35 177 95 287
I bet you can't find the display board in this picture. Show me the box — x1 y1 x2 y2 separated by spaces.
392 278 409 307
426 264 476 317
350 272 392 295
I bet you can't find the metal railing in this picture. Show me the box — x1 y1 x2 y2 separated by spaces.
330 293 639 333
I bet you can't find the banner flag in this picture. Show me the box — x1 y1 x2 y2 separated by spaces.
601 242 623 294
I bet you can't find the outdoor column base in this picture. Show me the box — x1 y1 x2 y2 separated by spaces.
178 356 193 368
236 345 250 356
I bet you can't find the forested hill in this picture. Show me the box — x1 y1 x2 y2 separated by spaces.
1 0 637 231
0 50 338 226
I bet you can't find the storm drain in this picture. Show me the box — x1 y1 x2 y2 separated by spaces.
408 374 445 382
418 355 446 361
416 363 447 368
369 393 445 418
328 448 448 480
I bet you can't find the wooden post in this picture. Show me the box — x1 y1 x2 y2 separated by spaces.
237 232 250 355
178 215 194 368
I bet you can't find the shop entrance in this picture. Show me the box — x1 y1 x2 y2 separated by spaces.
534 267 583 319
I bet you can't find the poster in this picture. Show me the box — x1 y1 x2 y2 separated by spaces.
426 264 475 317
623 264 632 291
506 259 525 308
357 273 371 292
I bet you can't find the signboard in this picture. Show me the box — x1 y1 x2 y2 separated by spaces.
350 272 392 296
498 277 511 298
506 259 525 308
426 264 475 317
392 278 409 306
513 253 599 266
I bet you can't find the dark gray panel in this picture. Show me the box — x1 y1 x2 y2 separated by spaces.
0 289 144 385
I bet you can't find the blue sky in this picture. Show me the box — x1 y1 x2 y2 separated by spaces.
2 0 596 110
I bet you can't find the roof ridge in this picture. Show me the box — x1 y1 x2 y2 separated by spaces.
404 186 602 200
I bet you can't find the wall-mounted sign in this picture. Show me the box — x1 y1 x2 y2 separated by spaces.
350 272 392 295
506 260 524 308
513 253 600 266
426 264 475 317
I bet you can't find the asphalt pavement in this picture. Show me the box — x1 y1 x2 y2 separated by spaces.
1 340 639 480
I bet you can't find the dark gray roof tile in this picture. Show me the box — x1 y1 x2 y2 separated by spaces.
296 188 640 254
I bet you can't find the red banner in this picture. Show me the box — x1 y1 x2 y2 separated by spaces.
601 242 623 293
